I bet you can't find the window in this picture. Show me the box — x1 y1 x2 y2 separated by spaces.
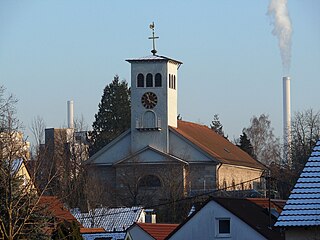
139 175 161 188
137 73 144 87
155 73 162 87
216 218 231 237
168 74 176 89
146 73 153 87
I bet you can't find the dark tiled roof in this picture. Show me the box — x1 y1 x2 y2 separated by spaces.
214 198 284 240
137 223 178 240
39 196 80 225
171 120 266 169
166 197 284 240
275 140 320 227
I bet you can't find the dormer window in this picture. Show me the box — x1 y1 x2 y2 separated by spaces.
146 73 153 87
137 73 144 87
155 73 162 87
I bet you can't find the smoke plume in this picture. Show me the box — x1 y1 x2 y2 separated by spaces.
267 0 292 73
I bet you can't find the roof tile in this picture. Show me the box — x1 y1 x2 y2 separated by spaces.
275 140 320 227
171 120 266 169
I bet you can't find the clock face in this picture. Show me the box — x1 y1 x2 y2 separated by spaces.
141 92 158 109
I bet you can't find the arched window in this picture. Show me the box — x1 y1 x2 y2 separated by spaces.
173 75 176 89
137 73 144 87
155 73 162 87
146 73 153 87
169 74 172 88
139 175 161 188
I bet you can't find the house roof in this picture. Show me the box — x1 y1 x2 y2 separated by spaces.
136 223 178 240
72 206 144 232
214 198 284 239
166 197 284 240
248 198 286 214
275 139 320 227
80 228 106 234
171 120 266 169
39 196 80 225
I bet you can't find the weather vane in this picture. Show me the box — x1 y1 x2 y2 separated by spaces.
148 22 159 55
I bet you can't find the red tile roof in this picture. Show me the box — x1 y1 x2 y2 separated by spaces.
39 196 81 225
137 223 178 240
248 198 286 214
171 120 266 169
80 228 106 234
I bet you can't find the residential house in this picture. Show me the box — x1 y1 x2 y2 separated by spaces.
72 206 156 240
125 223 178 240
275 139 320 240
166 197 284 240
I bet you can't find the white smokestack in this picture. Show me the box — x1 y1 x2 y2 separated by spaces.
267 0 292 73
283 76 291 165
67 100 74 129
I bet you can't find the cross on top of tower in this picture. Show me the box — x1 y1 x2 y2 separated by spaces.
148 22 159 55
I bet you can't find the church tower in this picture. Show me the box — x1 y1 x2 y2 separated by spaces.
126 23 182 153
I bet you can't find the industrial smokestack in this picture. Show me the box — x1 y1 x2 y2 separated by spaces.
283 76 291 165
67 100 74 129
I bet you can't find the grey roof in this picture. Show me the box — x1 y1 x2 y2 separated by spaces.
72 207 143 231
126 55 182 65
82 232 125 240
275 140 320 227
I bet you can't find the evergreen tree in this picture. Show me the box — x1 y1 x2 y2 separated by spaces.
210 114 225 137
52 221 83 240
237 131 255 158
89 75 131 156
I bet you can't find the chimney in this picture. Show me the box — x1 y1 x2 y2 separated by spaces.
67 100 74 129
283 76 291 165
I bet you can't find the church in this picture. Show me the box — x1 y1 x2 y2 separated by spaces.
85 26 266 206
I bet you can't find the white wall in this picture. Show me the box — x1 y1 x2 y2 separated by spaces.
168 201 267 240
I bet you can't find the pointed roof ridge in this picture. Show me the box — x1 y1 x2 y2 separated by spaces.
275 139 320 227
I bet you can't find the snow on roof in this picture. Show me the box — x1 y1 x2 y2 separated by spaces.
82 232 125 240
126 55 182 65
275 140 320 227
72 206 143 232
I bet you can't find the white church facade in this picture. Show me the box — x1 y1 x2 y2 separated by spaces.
85 31 266 206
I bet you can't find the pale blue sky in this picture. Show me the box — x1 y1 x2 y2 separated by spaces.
1 0 319 143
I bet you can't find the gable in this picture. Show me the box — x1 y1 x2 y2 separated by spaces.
115 146 188 165
169 130 215 163
170 120 266 169
167 200 268 240
85 130 131 165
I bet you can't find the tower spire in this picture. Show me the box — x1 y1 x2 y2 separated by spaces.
148 22 159 55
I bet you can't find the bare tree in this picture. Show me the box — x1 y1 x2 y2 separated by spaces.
0 86 53 239
291 109 320 172
243 114 281 165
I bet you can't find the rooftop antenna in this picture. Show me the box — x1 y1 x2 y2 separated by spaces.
148 22 159 55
